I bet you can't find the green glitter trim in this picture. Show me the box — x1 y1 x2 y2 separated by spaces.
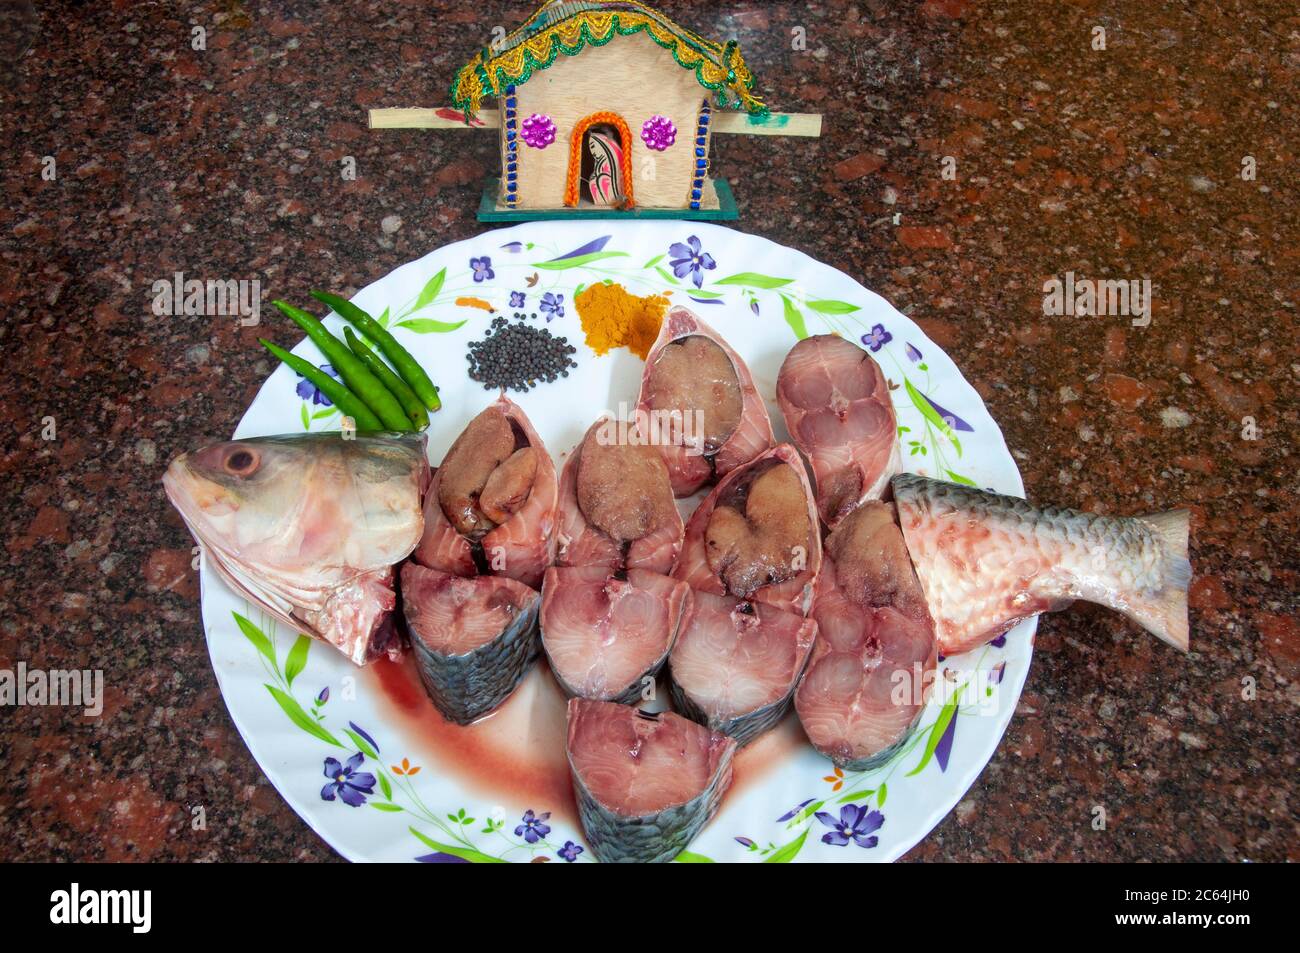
451 13 768 119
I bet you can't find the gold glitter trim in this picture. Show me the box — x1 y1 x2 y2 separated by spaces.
450 1 767 119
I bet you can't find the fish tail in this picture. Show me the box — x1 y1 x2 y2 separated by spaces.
1128 509 1192 651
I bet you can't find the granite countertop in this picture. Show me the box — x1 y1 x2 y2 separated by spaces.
1 1 1294 862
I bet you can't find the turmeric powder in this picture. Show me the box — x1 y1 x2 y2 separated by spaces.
576 282 669 360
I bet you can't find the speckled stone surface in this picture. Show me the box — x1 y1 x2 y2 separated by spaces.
1 1 1295 862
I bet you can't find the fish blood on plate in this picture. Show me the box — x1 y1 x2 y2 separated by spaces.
542 419 690 703
566 698 735 863
163 432 428 665
893 474 1193 655
405 396 558 723
796 501 937 769
777 333 900 526
669 444 821 745
637 306 774 497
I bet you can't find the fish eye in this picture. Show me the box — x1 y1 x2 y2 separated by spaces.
224 448 260 477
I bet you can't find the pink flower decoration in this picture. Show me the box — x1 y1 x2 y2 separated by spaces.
640 115 676 151
521 113 556 149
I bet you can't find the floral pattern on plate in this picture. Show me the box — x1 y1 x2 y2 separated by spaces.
207 221 1033 863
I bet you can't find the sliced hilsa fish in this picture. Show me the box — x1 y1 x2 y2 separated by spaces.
637 307 774 497
541 417 689 702
776 333 900 527
415 395 557 588
796 501 937 770
401 563 540 725
566 698 735 863
673 443 823 616
892 474 1192 655
554 416 683 575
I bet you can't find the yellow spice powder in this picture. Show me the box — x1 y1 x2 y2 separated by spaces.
576 282 669 360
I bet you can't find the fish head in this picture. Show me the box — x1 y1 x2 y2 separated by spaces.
164 433 428 572
163 435 339 570
163 433 428 664
164 437 307 525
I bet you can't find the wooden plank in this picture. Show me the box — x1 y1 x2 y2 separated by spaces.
477 177 739 222
710 111 822 137
368 108 501 129
369 107 822 137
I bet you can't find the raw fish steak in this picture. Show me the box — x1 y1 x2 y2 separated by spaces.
776 333 900 526
162 432 428 665
542 566 690 704
414 395 557 588
401 563 540 725
566 698 735 863
554 417 683 575
542 417 689 702
405 397 555 721
796 501 937 769
673 443 822 616
668 589 817 746
893 474 1192 655
637 307 774 497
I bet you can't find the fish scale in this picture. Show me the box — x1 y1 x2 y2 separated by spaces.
405 569 541 726
893 474 1192 656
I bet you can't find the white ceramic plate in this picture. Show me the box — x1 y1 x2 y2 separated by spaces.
203 221 1034 863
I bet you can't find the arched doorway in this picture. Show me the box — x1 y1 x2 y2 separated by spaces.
564 111 635 209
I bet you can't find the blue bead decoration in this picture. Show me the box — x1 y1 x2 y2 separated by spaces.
691 189 702 200
699 114 709 124
696 159 706 169
695 148 705 157
507 162 517 172
690 201 701 210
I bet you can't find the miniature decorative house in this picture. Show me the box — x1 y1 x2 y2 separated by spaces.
370 1 822 221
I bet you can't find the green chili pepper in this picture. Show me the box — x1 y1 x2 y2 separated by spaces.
258 339 384 431
271 300 412 432
343 326 429 431
310 290 441 412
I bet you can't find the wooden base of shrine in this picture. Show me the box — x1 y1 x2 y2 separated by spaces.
477 177 739 222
